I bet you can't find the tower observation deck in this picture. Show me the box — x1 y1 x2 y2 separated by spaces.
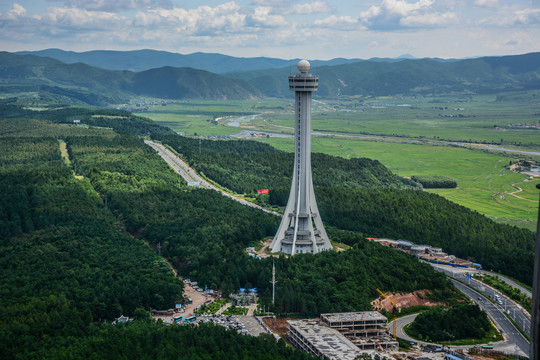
269 60 332 255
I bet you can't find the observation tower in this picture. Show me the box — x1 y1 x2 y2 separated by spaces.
269 60 332 255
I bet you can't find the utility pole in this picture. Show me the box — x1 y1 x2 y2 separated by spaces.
157 242 161 256
270 260 277 305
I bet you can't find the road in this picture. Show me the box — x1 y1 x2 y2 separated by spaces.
481 270 532 299
145 140 281 217
432 265 531 334
450 278 529 356
390 280 529 356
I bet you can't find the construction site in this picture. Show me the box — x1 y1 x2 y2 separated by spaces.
286 311 398 360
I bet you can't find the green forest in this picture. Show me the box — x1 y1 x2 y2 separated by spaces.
0 99 534 357
151 131 536 285
407 304 495 343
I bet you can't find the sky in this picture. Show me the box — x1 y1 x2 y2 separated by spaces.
0 0 539 60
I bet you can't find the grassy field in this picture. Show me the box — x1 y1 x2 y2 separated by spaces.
143 99 290 136
258 136 539 231
257 92 540 148
138 96 540 231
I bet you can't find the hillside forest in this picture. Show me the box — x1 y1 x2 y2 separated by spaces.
0 100 464 358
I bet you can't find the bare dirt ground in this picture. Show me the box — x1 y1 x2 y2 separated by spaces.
263 317 300 338
371 290 443 312
254 238 275 259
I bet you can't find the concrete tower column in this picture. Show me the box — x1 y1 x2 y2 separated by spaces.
269 60 332 255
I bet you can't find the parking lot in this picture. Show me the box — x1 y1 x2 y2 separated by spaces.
196 314 268 336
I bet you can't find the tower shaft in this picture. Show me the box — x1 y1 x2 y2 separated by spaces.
270 61 331 255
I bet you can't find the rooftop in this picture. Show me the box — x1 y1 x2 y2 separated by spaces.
321 311 387 323
287 319 365 360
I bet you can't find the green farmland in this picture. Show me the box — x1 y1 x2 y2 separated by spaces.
141 95 540 231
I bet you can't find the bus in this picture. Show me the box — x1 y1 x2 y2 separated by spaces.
173 315 183 323
184 315 197 324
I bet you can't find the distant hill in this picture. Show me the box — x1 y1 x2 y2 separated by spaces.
0 52 260 104
3 51 539 104
228 52 540 97
16 49 365 74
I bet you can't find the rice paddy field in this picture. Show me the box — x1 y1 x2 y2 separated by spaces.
142 93 540 231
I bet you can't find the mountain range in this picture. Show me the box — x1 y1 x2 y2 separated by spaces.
0 52 260 104
2 50 539 104
16 49 367 74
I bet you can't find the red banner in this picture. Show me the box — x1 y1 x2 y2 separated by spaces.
257 189 269 195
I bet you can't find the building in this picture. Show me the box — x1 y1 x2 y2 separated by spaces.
287 312 398 359
270 60 332 255
320 312 398 351
287 319 366 360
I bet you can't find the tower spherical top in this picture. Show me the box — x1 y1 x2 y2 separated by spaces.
298 59 310 73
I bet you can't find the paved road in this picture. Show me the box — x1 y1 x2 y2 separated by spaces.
145 140 281 217
389 277 529 356
450 279 529 356
481 270 532 299
432 265 531 334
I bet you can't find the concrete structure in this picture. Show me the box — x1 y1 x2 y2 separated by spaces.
321 312 398 351
287 319 366 360
270 60 332 255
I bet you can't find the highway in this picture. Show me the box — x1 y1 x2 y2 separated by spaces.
145 140 281 217
432 265 531 336
450 278 529 356
389 280 529 356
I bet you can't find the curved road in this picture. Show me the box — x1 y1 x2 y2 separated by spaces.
450 279 529 356
145 140 281 217
389 279 529 356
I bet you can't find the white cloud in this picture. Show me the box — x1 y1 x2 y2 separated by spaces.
480 7 540 26
313 15 360 30
358 0 457 30
286 1 331 15
473 0 499 8
250 6 288 27
400 11 457 26
133 2 248 34
40 7 123 29
56 0 173 12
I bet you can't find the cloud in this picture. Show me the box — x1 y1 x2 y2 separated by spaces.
286 1 331 15
40 7 123 29
480 7 540 26
473 0 498 8
132 2 248 34
249 6 288 27
358 0 457 30
313 15 360 30
53 0 173 12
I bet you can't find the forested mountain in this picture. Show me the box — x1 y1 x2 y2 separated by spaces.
17 48 364 73
0 52 260 105
152 133 416 194
0 100 456 315
0 99 532 357
4 51 539 104
151 131 536 285
229 52 540 97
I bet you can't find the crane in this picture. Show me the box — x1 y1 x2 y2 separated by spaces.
376 289 399 339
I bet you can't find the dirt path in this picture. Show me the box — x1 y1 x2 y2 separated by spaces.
163 257 177 277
